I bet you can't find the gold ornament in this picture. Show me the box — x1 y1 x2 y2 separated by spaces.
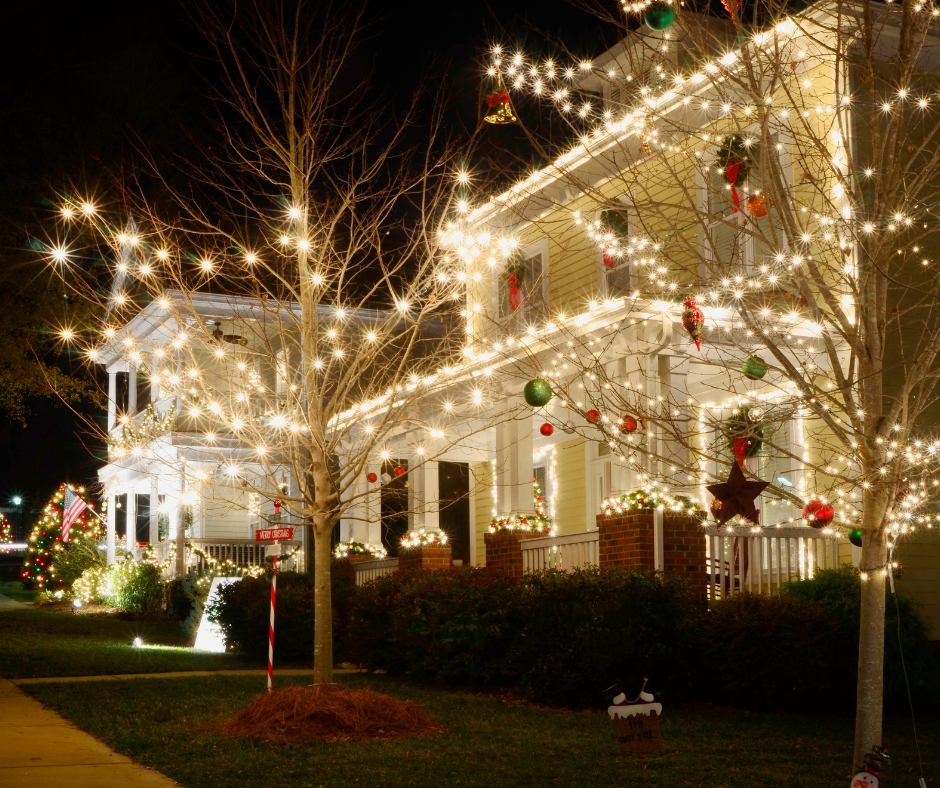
484 73 518 125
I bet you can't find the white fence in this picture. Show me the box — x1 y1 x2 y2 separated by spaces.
521 531 600 573
703 525 839 601
131 538 302 578
353 558 400 586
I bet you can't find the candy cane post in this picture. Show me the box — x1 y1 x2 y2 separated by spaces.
255 501 292 694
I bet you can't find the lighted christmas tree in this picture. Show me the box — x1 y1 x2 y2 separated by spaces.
0 514 12 552
22 485 102 591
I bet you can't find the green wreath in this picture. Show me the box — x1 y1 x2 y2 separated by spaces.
724 405 764 457
715 134 752 188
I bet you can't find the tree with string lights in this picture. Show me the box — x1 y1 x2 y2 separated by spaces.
41 3 485 687
451 0 940 773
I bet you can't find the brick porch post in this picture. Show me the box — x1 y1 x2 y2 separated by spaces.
398 543 452 572
483 530 545 578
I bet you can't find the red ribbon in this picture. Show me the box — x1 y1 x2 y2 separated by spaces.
725 161 741 212
732 438 749 466
508 271 520 311
487 91 510 108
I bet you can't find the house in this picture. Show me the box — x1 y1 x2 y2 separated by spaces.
92 4 940 640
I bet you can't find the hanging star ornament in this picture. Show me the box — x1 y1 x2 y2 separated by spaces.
706 463 769 525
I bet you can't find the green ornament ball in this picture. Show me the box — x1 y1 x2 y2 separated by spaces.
848 528 863 548
644 2 675 31
523 377 553 408
743 355 768 381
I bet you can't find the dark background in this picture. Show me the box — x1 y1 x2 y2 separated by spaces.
0 0 606 525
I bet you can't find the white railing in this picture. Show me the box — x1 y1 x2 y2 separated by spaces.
186 538 302 573
521 531 600 573
703 525 839 602
354 557 400 586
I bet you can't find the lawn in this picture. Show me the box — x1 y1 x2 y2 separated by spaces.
0 606 260 678
0 579 38 603
23 673 939 787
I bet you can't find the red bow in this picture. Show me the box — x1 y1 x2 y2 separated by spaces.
725 161 741 212
487 91 510 108
508 271 520 311
732 438 749 466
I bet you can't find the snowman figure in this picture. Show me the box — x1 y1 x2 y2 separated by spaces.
850 773 878 788
607 687 662 720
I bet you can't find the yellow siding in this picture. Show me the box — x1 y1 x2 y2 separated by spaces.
472 462 493 566
896 529 940 640
553 437 587 534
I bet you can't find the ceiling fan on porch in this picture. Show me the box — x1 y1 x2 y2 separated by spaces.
205 320 248 347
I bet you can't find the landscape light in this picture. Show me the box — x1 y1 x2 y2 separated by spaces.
133 637 143 648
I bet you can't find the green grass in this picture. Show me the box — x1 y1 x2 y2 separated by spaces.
0 580 38 603
0 607 260 678
23 674 940 787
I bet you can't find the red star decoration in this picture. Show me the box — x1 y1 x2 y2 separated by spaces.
706 463 769 525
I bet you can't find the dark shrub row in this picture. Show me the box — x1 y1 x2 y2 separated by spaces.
210 564 938 711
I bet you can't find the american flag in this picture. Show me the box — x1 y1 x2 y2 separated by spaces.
61 489 87 544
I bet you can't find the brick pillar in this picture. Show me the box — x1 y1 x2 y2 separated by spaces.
398 544 452 572
597 510 707 600
483 531 545 578
332 554 375 585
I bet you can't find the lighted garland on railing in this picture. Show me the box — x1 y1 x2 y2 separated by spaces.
602 488 703 516
108 402 177 458
489 476 554 533
333 541 388 560
400 529 448 549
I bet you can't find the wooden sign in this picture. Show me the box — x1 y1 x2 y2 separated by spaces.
255 527 293 542
613 711 661 752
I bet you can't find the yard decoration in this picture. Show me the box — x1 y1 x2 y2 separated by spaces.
0 514 12 552
681 295 704 350
540 422 554 437
706 462 769 525
523 377 553 407
851 745 889 787
742 355 768 380
803 497 834 528
606 679 661 787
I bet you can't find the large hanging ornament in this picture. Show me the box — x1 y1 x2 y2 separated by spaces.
379 472 392 485
524 378 553 408
707 463 769 525
394 466 405 477
742 356 768 381
540 423 554 437
484 73 518 125
848 528 863 548
682 295 704 351
644 2 675 30
803 497 834 528
367 472 378 483
587 409 600 424
620 415 638 433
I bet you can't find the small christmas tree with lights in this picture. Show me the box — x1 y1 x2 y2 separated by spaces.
21 484 102 591
0 514 12 552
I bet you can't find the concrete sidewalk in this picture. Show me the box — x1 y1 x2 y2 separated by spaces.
11 667 358 685
0 678 181 788
0 594 25 611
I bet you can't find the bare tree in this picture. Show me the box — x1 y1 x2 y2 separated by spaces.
453 0 940 771
44 1 485 686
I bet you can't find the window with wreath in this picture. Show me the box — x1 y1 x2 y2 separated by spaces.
498 247 547 325
598 208 633 297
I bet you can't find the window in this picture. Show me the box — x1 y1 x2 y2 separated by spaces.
598 208 633 297
498 246 547 326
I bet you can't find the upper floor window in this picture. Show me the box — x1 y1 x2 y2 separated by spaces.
498 244 548 326
598 207 633 298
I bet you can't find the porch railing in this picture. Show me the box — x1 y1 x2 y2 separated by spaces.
353 557 400 586
131 538 302 578
521 531 600 573
703 525 839 602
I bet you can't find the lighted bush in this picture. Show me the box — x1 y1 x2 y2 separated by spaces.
72 560 165 614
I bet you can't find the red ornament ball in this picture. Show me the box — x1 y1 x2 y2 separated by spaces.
587 409 600 424
366 472 378 483
710 498 723 518
621 415 638 433
803 497 834 528
394 466 405 477
540 423 554 437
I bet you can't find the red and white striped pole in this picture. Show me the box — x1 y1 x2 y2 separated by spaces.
267 499 282 695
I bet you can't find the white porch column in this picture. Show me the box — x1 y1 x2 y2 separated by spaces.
125 486 137 550
509 419 533 513
174 473 186 578
410 458 439 531
365 463 382 545
107 372 117 431
150 369 160 402
339 458 357 542
150 477 160 544
127 366 137 416
106 489 116 565
495 422 512 514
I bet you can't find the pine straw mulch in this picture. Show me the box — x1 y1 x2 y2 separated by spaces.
214 684 445 744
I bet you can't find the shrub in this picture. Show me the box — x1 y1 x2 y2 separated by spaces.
210 572 356 662
54 539 106 590
72 560 165 615
783 565 938 708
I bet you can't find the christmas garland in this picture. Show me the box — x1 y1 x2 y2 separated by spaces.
602 488 703 515
489 476 554 533
107 402 177 457
400 529 448 550
715 134 752 187
333 541 388 560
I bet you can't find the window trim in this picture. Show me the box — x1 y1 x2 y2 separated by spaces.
495 238 550 322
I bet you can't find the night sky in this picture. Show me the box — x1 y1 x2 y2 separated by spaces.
0 0 605 520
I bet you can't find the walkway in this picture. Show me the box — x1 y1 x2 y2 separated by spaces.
0 594 25 611
0 677 180 787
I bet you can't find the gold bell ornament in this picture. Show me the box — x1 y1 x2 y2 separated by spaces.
484 73 518 125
